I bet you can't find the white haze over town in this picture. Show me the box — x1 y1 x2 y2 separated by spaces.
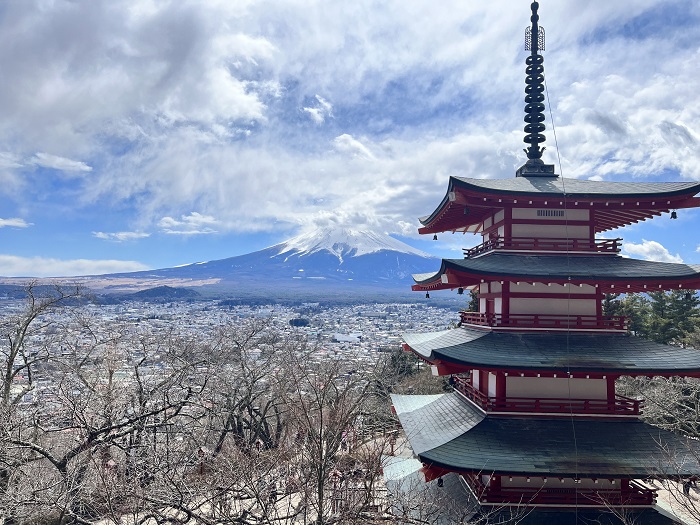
0 0 699 276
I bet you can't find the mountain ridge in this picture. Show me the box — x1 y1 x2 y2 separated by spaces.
272 227 431 261
154 228 436 286
19 228 441 300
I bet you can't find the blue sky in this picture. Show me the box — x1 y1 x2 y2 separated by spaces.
1 0 700 276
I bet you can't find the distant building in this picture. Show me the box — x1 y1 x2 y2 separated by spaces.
332 333 362 343
360 312 388 320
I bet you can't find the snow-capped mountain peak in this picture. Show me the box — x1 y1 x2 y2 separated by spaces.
87 226 438 297
274 227 430 260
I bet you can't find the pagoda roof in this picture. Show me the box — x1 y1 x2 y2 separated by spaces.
392 392 700 478
412 253 700 293
419 176 700 234
403 328 700 376
383 456 479 523
391 394 485 454
449 176 700 198
492 509 676 525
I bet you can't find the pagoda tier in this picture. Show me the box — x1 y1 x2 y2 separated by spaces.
392 393 699 508
412 253 700 293
419 176 700 235
403 328 700 377
403 329 700 418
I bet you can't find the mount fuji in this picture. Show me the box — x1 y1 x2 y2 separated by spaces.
91 228 440 300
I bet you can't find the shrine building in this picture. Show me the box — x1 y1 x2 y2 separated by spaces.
391 2 700 522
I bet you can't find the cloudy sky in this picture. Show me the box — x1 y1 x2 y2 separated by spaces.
1 0 700 277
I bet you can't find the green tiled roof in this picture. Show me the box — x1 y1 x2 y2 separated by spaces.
403 328 700 374
413 253 700 284
396 393 700 478
496 509 676 525
391 393 484 454
451 176 700 198
382 456 478 523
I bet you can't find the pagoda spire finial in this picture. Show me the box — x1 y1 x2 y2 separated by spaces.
516 1 556 177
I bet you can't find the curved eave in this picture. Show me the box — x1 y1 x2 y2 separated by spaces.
402 328 700 376
448 176 700 200
390 393 485 456
411 255 700 293
393 393 700 478
418 176 700 235
418 414 700 478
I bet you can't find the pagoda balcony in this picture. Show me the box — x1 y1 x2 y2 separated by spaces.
453 376 643 416
462 474 655 507
459 312 629 333
463 237 622 258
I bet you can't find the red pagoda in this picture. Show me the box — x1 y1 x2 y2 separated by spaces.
392 1 700 521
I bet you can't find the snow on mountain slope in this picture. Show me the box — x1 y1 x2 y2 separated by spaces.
86 227 439 296
274 227 430 261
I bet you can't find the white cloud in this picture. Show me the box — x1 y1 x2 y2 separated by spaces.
0 255 149 278
333 134 375 159
623 240 683 263
302 95 333 124
31 152 92 173
0 218 32 228
158 212 219 235
0 0 699 257
93 231 150 242
0 152 22 169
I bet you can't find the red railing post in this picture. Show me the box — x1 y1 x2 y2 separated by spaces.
463 236 624 258
459 311 629 333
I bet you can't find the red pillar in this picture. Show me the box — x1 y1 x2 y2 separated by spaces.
496 372 506 409
607 376 617 412
621 478 630 499
504 207 512 241
480 370 489 397
502 281 510 319
491 474 502 498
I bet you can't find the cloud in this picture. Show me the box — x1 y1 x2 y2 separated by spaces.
93 231 150 242
0 152 22 169
0 255 149 278
623 240 683 263
0 0 699 260
0 218 32 228
158 212 219 235
659 120 697 149
302 95 333 124
333 134 375 159
31 152 92 173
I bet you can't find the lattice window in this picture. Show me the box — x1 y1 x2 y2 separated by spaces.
536 209 565 217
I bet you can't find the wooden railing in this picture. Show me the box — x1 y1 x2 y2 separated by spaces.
463 237 622 258
459 312 629 332
462 474 655 506
453 376 643 416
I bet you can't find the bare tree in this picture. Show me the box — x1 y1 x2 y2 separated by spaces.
0 286 207 525
268 343 392 525
1 283 83 407
620 376 700 439
0 294 409 525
